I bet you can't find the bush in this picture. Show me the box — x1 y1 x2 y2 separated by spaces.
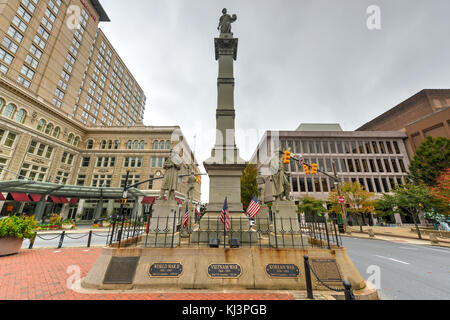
0 216 37 240
49 214 62 226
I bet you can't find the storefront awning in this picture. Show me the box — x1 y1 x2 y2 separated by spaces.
69 198 79 204
9 193 30 202
141 197 156 204
29 194 44 202
0 193 5 201
59 197 70 204
175 198 183 205
49 196 62 203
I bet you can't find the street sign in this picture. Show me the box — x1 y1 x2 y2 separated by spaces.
338 196 346 204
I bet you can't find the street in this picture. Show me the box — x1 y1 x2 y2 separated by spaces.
342 237 450 300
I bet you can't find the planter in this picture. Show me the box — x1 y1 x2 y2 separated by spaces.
62 224 73 230
0 237 24 257
102 222 111 228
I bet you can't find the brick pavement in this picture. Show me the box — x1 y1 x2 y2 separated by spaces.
0 248 300 300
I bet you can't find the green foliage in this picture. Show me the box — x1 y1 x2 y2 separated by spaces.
241 163 258 209
409 136 450 187
298 196 326 216
49 214 62 226
0 216 37 240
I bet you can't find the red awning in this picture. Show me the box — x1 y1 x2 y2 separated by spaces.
59 197 70 204
0 193 5 201
69 198 79 205
175 198 183 205
141 197 156 204
49 196 62 203
29 194 44 202
10 193 30 202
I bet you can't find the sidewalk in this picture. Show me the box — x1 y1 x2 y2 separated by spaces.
342 226 450 248
0 248 334 300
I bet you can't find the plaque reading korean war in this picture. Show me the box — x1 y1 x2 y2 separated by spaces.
149 263 183 278
310 259 342 282
265 264 300 278
208 264 242 278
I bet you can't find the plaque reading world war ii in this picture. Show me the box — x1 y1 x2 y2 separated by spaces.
149 263 183 278
265 264 300 278
310 259 342 282
104 257 140 284
208 264 242 278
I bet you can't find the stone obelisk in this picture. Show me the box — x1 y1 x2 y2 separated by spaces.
204 9 246 216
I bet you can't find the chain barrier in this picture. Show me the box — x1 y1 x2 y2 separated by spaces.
36 234 62 241
64 234 89 240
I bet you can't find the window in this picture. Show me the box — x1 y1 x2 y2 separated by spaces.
393 141 401 154
14 109 26 124
140 141 145 150
153 141 158 149
124 157 143 168
44 123 53 135
384 159 391 173
7 26 23 43
92 175 112 188
0 48 14 65
101 140 106 149
336 142 343 154
2 37 19 53
3 103 16 118
74 136 80 147
76 175 86 186
25 54 38 68
52 126 60 138
82 157 90 167
134 140 139 150
19 163 47 182
86 140 93 149
0 157 8 178
67 133 74 144
160 141 165 150
347 159 354 172
376 159 384 173
166 140 171 150
391 159 399 173
398 159 407 173
55 171 69 185
4 132 16 147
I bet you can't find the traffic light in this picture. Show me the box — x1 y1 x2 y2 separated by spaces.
311 164 318 175
283 150 291 164
196 175 201 183
304 165 310 174
119 198 128 205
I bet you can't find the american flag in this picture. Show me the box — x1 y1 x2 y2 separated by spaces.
220 197 231 231
246 195 261 219
182 204 189 228
195 207 202 217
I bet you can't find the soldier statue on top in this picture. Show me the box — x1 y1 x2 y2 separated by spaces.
269 148 292 202
217 8 237 34
159 150 182 201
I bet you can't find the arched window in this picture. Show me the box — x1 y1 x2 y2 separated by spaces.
37 119 46 131
3 103 16 118
74 136 80 147
0 98 5 113
166 140 171 150
108 140 113 149
53 127 61 139
86 140 94 149
114 140 119 149
153 141 158 149
101 140 106 149
45 123 54 135
140 140 145 150
133 140 139 150
67 133 74 144
127 140 132 149
14 109 27 124
160 141 165 150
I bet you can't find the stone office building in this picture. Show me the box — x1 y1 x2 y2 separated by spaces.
0 0 201 220
250 124 411 225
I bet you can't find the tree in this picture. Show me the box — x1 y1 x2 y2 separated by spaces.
409 136 450 187
431 168 450 216
328 181 375 233
241 163 258 210
376 183 436 239
298 196 326 219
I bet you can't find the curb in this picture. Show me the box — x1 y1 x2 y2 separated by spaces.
340 232 450 248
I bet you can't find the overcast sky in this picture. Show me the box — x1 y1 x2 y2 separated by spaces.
99 0 450 202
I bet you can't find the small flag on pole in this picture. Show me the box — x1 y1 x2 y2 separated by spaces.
182 204 189 228
220 197 231 231
246 195 261 219
195 207 202 217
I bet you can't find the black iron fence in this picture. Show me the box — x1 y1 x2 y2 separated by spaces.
105 212 343 249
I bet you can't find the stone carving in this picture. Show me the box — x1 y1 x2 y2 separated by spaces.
217 8 237 34
270 149 291 201
256 171 266 202
159 153 181 201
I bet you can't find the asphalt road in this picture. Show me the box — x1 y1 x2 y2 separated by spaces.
341 237 450 300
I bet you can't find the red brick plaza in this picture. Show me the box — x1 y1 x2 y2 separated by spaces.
0 248 295 300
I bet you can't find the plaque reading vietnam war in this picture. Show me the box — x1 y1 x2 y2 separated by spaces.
149 263 183 278
310 259 342 282
265 264 300 278
208 264 241 278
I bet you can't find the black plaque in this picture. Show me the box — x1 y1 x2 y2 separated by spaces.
310 259 342 282
149 263 183 278
103 257 139 284
208 264 241 278
265 264 300 278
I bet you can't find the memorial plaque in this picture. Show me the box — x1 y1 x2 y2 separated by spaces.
103 257 139 284
149 263 183 278
265 264 300 278
310 259 342 282
208 264 241 278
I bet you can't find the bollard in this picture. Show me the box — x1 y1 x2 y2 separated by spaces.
58 231 65 249
430 233 439 246
87 230 93 248
304 255 314 300
343 281 356 300
28 232 37 249
368 228 375 239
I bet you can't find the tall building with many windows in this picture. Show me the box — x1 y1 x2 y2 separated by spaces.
0 0 146 126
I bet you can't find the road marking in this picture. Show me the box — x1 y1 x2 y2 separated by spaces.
399 247 417 250
375 255 410 265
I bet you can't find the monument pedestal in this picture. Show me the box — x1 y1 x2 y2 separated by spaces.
142 200 180 247
254 204 271 234
268 200 306 248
